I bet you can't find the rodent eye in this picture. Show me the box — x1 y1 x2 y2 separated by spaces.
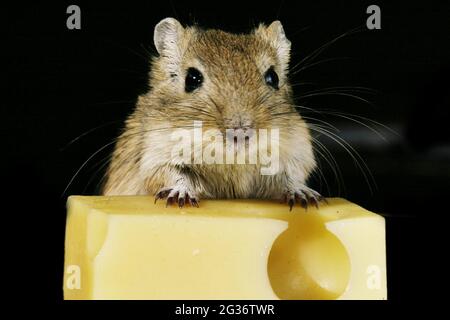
264 66 279 90
185 67 203 93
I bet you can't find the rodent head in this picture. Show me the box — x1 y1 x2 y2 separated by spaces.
139 18 315 178
148 18 296 134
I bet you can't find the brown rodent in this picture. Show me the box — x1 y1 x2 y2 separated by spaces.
102 17 324 210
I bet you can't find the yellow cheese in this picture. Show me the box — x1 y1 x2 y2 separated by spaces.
63 196 387 300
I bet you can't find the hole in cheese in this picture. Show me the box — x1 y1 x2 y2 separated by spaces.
268 213 351 299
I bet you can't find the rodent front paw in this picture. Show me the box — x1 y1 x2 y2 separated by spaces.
154 185 200 208
282 185 326 211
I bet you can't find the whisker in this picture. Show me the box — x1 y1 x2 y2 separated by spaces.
323 110 400 136
307 156 330 196
62 122 210 196
296 92 375 107
311 138 344 195
291 57 350 75
289 81 317 87
60 120 121 151
290 25 365 73
294 86 378 94
322 112 387 141
301 116 341 132
61 140 117 197
294 106 399 137
309 124 377 194
82 154 113 194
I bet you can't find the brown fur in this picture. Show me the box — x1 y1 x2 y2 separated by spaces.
102 18 320 207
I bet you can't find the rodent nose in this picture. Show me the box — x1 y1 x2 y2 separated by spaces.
225 115 254 130
224 115 255 143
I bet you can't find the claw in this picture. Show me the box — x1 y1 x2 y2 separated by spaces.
288 198 294 211
283 187 325 211
154 188 170 203
189 197 199 208
154 186 200 208
166 196 175 207
309 197 319 209
300 197 308 209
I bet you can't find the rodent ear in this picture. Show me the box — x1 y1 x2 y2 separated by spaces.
153 17 185 56
255 21 291 70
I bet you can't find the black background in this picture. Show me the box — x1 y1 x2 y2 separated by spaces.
6 0 450 308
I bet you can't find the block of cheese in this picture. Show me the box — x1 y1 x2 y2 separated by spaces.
63 196 387 300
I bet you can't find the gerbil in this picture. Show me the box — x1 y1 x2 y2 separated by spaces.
102 17 324 210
